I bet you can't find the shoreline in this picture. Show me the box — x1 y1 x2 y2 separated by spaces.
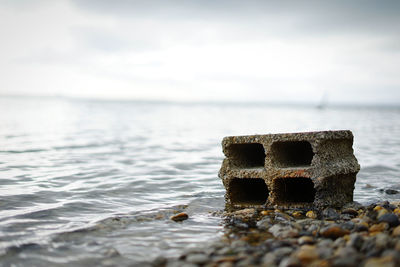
153 201 400 267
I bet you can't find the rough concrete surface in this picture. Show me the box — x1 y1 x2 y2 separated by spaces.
218 130 360 209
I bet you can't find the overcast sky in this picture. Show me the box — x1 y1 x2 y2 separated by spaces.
0 0 399 104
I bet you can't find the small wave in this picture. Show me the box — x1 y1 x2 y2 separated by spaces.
361 164 398 173
0 148 47 154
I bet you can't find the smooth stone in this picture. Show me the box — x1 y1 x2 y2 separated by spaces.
385 189 399 195
317 246 334 259
375 233 390 249
306 211 318 219
378 213 400 227
279 256 301 267
170 212 189 222
343 201 363 210
392 225 400 236
364 256 396 267
257 216 272 229
393 208 400 216
369 222 389 233
341 208 358 216
269 224 299 238
348 233 364 250
273 247 295 260
295 245 319 265
298 236 315 245
292 211 303 218
332 237 346 248
341 221 356 231
185 253 208 264
262 252 277 266
322 208 340 220
320 225 350 239
377 209 389 218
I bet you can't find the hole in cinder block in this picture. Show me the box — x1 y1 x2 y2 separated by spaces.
273 177 315 204
271 141 314 167
229 178 269 205
226 143 265 168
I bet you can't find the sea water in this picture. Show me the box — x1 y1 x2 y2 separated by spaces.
0 96 399 266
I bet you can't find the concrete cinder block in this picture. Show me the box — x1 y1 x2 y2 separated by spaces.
218 130 360 209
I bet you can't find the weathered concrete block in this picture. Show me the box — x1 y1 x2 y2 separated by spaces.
218 130 360 209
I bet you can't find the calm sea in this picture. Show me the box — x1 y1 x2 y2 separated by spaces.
0 96 399 266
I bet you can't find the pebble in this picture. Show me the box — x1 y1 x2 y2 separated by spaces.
295 245 319 265
292 211 303 218
369 222 389 233
298 236 314 245
393 208 400 216
322 208 340 220
156 202 400 267
378 213 400 227
320 225 350 239
333 246 360 266
170 212 189 222
375 233 390 249
279 256 301 267
364 256 397 267
269 224 299 238
256 216 272 229
377 208 389 218
385 189 399 195
341 208 358 216
185 254 208 264
392 225 400 236
306 211 317 219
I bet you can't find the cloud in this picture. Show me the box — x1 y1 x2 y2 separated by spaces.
0 0 399 104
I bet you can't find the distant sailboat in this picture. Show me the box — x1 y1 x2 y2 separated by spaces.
316 91 328 109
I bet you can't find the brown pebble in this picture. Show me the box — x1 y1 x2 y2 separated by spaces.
364 256 396 267
292 211 303 218
306 211 318 219
369 222 389 233
392 225 400 236
260 210 273 216
170 212 189 222
393 208 400 216
320 226 350 239
374 206 384 212
295 245 319 264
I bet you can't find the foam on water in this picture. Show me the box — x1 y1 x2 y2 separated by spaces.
0 97 400 265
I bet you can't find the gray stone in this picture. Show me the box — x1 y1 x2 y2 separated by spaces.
185 253 209 264
322 208 340 220
348 233 364 250
219 130 360 209
378 213 400 227
256 216 272 229
279 256 301 267
269 224 299 238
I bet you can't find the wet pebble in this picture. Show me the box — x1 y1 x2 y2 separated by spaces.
322 208 340 220
170 212 189 222
378 213 400 227
306 211 317 219
185 253 208 264
298 236 314 245
385 189 399 195
320 225 350 239
295 245 319 265
369 222 389 233
364 256 397 267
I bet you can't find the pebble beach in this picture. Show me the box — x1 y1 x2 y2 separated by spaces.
156 201 400 267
